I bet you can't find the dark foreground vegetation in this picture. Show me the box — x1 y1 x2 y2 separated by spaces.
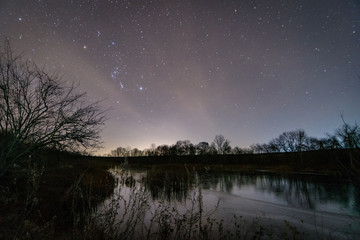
0 151 116 239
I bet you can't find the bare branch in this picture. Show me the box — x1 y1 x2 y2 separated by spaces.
0 40 107 176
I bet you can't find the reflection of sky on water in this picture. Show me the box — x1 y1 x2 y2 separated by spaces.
96 167 360 240
112 167 360 217
200 173 360 216
220 185 287 206
104 167 360 239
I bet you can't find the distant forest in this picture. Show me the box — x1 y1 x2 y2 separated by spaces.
108 121 360 157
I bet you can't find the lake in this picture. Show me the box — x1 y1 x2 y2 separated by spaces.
97 165 360 239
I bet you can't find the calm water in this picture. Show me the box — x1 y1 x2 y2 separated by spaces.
104 165 360 239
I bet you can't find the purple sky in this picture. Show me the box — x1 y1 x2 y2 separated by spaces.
1 0 359 155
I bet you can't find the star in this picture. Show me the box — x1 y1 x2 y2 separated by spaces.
0 0 358 154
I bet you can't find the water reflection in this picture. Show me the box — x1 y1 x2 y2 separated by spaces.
140 166 196 201
124 166 360 215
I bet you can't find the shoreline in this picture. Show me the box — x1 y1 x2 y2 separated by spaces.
90 149 358 176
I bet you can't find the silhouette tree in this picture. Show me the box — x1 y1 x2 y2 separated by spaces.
222 139 232 154
213 134 225 153
111 147 128 157
0 41 106 175
265 130 309 153
196 141 210 155
156 144 171 156
173 140 192 155
332 119 360 186
334 121 360 149
146 143 157 156
212 134 231 154
131 148 142 157
232 146 251 154
250 143 266 153
251 129 313 153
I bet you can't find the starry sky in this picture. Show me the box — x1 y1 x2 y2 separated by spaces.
1 0 359 155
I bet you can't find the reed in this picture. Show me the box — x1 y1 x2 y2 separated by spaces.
90 164 354 240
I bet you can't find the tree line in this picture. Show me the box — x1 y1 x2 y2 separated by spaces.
108 134 247 157
251 122 360 153
108 122 360 157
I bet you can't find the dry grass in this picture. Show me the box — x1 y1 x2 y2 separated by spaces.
0 151 116 239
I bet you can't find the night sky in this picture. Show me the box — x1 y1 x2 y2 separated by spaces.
1 0 359 155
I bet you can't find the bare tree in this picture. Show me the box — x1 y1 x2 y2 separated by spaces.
222 139 232 154
335 121 360 149
111 147 128 157
213 134 231 154
0 40 106 175
267 130 309 153
146 143 157 156
332 118 360 186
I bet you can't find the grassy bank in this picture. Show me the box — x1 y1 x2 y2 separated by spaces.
0 152 116 239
